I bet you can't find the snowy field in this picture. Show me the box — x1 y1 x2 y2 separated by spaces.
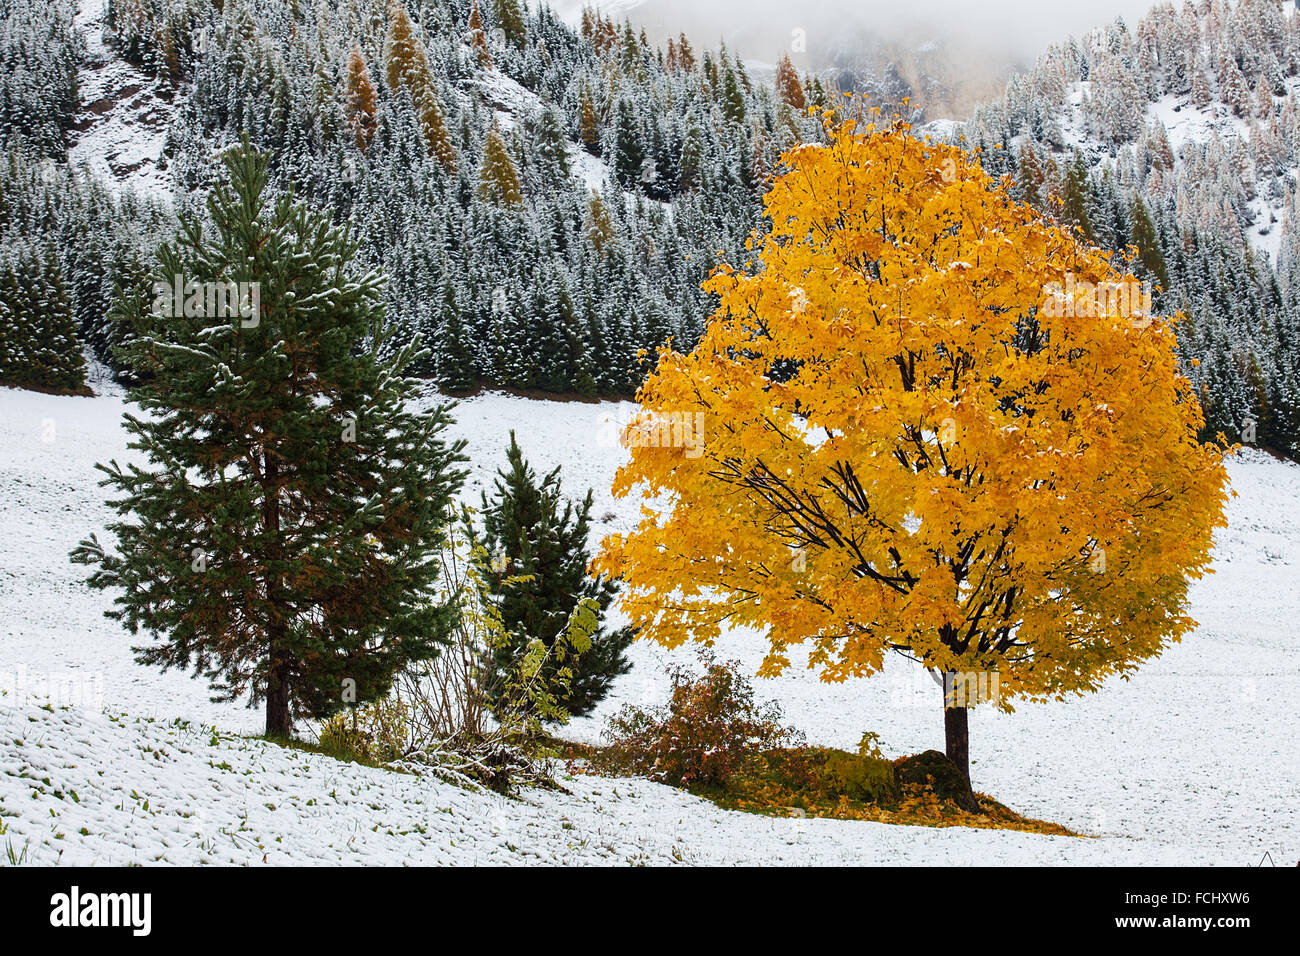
1 385 1296 865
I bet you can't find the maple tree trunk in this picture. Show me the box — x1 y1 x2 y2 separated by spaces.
944 700 970 787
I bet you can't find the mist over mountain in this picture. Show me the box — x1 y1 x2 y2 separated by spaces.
546 0 1168 118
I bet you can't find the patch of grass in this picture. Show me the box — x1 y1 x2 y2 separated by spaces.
256 733 410 774
0 819 30 865
710 748 1079 835
562 740 1079 837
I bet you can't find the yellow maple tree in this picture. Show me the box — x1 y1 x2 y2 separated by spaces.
594 116 1232 784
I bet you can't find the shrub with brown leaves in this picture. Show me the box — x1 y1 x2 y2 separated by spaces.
593 650 803 788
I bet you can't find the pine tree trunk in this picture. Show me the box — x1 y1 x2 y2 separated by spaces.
944 694 970 787
262 451 291 738
265 640 291 738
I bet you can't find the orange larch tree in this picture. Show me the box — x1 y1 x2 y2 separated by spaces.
595 117 1232 786
467 1 494 69
343 45 378 151
774 54 805 110
385 2 457 170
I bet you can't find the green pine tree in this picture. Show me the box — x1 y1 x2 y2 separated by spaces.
612 100 644 189
722 66 746 125
491 0 527 50
534 106 571 180
71 140 468 738
1059 151 1095 243
1130 197 1169 291
100 244 155 385
678 117 704 191
467 432 633 715
0 242 86 393
434 275 478 393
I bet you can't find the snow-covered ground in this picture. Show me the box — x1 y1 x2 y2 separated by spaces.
1 385 1296 865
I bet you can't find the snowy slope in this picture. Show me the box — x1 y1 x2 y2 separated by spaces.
63 0 622 205
1042 81 1290 262
67 0 176 199
976 2 1300 268
469 68 612 194
1 385 1297 865
464 67 667 214
7 701 1176 867
1144 92 1289 260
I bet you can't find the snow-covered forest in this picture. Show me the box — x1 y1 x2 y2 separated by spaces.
967 0 1300 455
3 0 833 396
6 1 1300 453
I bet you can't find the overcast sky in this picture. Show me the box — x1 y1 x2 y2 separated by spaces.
551 0 1177 64
799 0 1168 54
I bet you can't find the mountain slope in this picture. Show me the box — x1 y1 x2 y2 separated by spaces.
67 0 175 196
961 0 1300 456
4 0 833 398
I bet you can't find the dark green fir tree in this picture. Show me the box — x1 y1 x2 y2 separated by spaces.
71 140 467 738
0 241 85 393
468 431 633 715
1130 196 1169 291
611 100 645 190
1060 151 1095 243
491 0 528 51
433 274 478 393
533 106 572 182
